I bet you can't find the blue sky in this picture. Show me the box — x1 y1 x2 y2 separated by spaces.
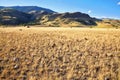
0 0 120 19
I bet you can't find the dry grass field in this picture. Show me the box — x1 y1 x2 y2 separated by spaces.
0 27 120 80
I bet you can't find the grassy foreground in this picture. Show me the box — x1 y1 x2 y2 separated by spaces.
0 27 120 80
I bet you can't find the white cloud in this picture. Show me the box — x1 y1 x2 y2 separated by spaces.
117 2 120 5
88 10 91 14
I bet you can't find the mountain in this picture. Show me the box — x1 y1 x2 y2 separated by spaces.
0 6 55 13
0 8 32 25
34 12 99 27
0 6 101 27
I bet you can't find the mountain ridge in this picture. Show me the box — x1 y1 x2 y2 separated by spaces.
0 6 105 27
0 6 55 13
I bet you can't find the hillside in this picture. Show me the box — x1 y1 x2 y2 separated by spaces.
1 6 117 27
0 8 32 25
0 7 100 27
96 19 120 28
0 6 119 27
0 6 103 27
32 12 99 27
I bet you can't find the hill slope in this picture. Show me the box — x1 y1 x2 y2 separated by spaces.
96 19 120 28
0 6 101 26
0 8 32 25
34 12 98 27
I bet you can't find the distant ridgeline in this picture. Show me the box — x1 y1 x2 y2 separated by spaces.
0 6 101 27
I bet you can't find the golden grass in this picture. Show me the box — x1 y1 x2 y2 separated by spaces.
0 27 120 80
95 22 113 28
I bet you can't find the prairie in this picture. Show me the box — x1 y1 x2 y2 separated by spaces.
0 27 120 80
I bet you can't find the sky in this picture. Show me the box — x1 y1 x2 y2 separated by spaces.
0 0 120 19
